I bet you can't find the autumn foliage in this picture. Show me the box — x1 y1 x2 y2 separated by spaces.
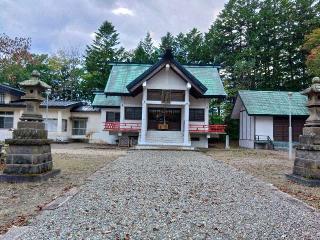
303 28 320 77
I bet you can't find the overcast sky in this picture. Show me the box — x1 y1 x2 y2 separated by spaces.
0 0 227 54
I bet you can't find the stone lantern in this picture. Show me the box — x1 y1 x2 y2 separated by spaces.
287 77 320 186
0 70 60 182
19 70 50 122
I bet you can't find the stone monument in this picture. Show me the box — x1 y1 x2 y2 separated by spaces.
287 77 320 187
0 70 60 183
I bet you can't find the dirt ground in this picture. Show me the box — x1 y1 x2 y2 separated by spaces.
0 143 126 234
206 147 320 210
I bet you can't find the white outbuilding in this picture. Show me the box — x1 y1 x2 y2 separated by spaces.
231 90 308 149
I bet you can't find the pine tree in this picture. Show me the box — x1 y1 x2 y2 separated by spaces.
159 32 177 54
84 21 124 98
205 0 320 92
174 29 205 64
132 32 158 63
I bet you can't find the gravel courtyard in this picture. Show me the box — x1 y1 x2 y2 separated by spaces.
19 150 320 239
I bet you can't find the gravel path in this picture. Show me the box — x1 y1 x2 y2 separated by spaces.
20 150 320 239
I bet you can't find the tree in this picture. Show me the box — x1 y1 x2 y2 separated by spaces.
159 32 177 54
182 28 204 63
303 28 320 77
0 34 32 84
202 0 319 139
84 21 125 99
47 49 84 101
132 32 158 63
205 0 320 93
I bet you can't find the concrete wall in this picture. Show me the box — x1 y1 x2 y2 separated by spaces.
190 134 208 148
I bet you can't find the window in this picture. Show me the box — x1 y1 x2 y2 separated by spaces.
147 90 162 101
46 119 67 132
46 119 58 132
171 90 185 101
106 112 120 122
72 119 87 135
0 111 13 129
191 137 200 141
62 119 68 132
0 94 4 103
147 90 185 102
189 109 205 122
125 107 142 120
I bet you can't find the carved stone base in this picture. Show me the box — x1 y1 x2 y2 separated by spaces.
3 144 53 175
2 120 58 181
17 121 45 130
20 113 44 122
290 132 320 184
286 174 320 187
0 169 60 183
303 126 320 136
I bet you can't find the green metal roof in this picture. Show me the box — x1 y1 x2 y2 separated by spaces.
104 63 226 97
185 66 224 96
239 90 308 116
92 93 121 107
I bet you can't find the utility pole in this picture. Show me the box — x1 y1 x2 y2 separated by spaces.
288 92 293 160
45 89 51 129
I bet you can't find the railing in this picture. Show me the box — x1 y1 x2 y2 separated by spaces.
189 124 226 133
255 135 271 141
103 122 226 134
254 135 274 149
103 122 141 132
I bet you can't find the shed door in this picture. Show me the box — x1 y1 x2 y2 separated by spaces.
273 117 306 142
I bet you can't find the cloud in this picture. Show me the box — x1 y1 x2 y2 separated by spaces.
0 0 227 54
111 7 135 16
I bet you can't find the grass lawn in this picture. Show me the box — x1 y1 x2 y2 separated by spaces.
206 147 320 210
0 143 125 234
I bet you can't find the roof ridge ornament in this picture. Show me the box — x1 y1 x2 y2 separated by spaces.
31 70 41 79
163 48 173 59
312 76 320 84
301 76 320 95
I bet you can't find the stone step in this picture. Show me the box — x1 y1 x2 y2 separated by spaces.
139 131 187 146
133 145 195 151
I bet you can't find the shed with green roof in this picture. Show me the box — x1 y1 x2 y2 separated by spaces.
231 90 308 149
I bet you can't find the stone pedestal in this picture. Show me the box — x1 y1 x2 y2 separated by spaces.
0 71 60 183
287 132 320 187
1 124 60 182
